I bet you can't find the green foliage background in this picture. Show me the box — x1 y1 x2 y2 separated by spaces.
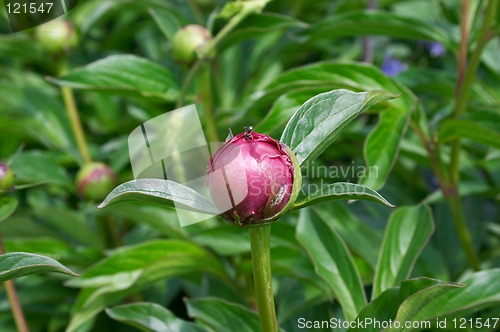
1 0 500 331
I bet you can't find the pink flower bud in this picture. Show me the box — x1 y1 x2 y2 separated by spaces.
0 161 15 194
76 162 115 201
206 128 301 225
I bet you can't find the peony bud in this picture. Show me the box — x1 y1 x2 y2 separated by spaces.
76 162 115 200
0 162 15 194
171 24 213 65
206 128 301 225
35 19 78 54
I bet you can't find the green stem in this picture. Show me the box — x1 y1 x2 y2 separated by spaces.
451 0 497 181
448 195 480 270
197 63 219 143
58 64 92 164
0 235 29 332
444 0 497 271
249 225 278 332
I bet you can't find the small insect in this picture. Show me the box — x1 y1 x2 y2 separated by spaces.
244 125 254 139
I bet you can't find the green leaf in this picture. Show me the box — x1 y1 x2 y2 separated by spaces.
296 208 366 321
313 203 382 268
67 240 225 288
348 278 455 332
0 252 78 282
106 302 206 332
310 10 451 48
98 179 218 215
221 13 308 50
10 151 73 190
254 62 416 190
66 240 227 331
348 288 401 332
0 196 17 223
409 269 500 324
438 119 500 149
186 297 260 332
292 182 395 210
372 204 434 299
257 87 327 134
149 8 181 41
386 283 462 332
49 55 179 101
280 89 394 165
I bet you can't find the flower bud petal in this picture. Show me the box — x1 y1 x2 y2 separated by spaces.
206 129 301 225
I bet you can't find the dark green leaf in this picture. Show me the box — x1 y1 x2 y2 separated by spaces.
254 62 416 190
348 288 401 332
0 196 17 223
221 13 308 50
67 240 226 288
106 302 206 332
372 204 434 299
387 283 462 332
281 89 394 165
292 182 394 210
49 55 179 101
10 151 72 190
98 179 218 215
149 9 181 41
313 203 381 268
0 252 78 282
438 119 500 149
310 10 451 47
349 278 453 332
409 269 500 323
296 208 366 321
186 297 260 332
257 87 327 134
66 240 227 331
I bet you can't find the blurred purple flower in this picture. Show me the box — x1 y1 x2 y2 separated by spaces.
381 55 408 77
428 42 446 58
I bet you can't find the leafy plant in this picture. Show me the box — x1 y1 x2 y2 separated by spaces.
1 0 500 331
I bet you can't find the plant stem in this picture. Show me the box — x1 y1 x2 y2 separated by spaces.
58 64 92 164
362 0 377 63
0 235 29 332
249 224 278 332
197 62 219 143
450 0 497 181
448 195 480 270
61 87 92 164
445 0 497 271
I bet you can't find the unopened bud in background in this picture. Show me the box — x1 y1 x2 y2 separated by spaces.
0 162 15 194
35 19 78 54
171 24 213 65
76 162 115 201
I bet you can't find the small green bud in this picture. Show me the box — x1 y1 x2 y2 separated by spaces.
35 19 78 54
0 162 14 194
76 162 115 201
172 24 213 65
